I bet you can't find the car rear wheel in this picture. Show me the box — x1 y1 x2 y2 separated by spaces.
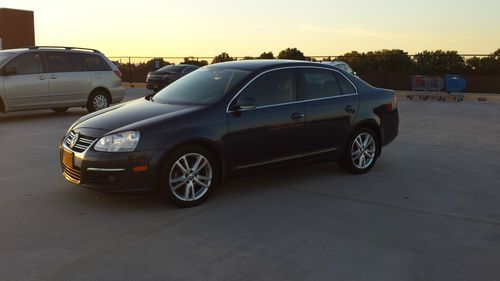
159 145 219 207
339 127 379 174
52 107 69 113
87 90 110 112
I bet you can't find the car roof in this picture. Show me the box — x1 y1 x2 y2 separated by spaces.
0 48 103 56
208 59 331 71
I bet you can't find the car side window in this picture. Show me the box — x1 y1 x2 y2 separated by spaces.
4 53 43 75
46 52 84 72
333 72 357 94
80 54 111 71
238 69 296 107
297 68 342 100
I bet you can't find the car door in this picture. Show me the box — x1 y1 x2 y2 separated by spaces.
296 68 359 155
226 69 306 170
46 52 91 106
2 52 50 110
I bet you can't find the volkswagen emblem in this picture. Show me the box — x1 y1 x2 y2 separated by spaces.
69 133 79 148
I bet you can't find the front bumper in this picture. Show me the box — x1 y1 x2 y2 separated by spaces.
60 144 164 192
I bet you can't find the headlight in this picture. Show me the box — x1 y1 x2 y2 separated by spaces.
94 131 140 152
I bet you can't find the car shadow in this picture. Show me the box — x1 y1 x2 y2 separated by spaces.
63 161 348 212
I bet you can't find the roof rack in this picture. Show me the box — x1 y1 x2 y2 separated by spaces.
27 46 101 53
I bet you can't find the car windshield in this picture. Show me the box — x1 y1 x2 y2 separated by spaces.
0 52 15 66
153 67 251 105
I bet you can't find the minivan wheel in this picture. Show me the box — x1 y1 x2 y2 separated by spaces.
87 90 110 112
159 145 219 207
52 107 69 113
339 127 379 174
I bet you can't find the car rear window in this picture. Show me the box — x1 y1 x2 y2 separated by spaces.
157 65 186 73
46 52 85 72
80 54 111 71
154 67 250 105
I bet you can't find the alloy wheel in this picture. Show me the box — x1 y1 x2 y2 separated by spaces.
351 132 376 169
93 94 109 111
169 153 213 202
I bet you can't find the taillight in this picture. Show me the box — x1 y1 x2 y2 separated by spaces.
113 70 122 78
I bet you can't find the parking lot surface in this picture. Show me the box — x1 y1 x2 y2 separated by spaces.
1 90 500 281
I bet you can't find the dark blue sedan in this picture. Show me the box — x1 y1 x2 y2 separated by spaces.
60 60 399 207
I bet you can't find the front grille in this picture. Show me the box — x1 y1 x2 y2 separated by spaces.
63 164 81 184
65 131 97 153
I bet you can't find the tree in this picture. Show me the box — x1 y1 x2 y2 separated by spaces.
182 57 208 67
258 51 274 59
337 49 412 74
212 52 235 64
466 49 500 74
242 56 256 60
413 50 466 75
277 48 306 60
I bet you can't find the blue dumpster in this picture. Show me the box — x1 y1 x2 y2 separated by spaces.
444 75 467 92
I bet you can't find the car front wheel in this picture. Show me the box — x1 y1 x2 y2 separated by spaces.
160 146 219 207
339 127 379 174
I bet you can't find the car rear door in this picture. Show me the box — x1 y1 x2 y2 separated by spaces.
296 67 359 155
226 69 306 170
46 51 91 106
2 52 50 110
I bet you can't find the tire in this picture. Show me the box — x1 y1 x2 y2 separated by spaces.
52 107 69 113
86 90 110 113
159 145 219 207
339 127 379 174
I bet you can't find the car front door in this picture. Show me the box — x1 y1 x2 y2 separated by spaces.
296 68 359 155
2 52 50 110
46 52 91 106
226 69 305 170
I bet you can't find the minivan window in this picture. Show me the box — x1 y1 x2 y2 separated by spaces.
297 68 342 100
46 52 84 72
4 53 43 75
80 54 111 71
154 67 250 105
334 72 356 94
238 69 295 107
0 52 15 66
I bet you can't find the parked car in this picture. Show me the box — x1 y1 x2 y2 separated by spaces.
321 60 356 75
60 60 399 207
0 46 124 113
146 64 199 92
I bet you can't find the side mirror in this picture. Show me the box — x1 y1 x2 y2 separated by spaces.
3 66 18 76
233 97 256 111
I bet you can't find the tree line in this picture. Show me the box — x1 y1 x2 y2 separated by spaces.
118 47 500 77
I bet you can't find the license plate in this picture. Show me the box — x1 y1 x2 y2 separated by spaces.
62 149 73 168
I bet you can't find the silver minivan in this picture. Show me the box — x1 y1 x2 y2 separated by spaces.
0 46 124 113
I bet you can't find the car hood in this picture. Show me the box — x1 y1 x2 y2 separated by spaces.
72 98 197 133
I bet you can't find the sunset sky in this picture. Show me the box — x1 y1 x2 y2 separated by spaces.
1 0 499 58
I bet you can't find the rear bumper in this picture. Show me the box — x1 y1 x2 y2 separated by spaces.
380 109 399 146
110 87 125 104
146 81 171 91
60 146 165 192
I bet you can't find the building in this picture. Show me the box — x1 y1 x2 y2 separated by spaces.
0 8 35 50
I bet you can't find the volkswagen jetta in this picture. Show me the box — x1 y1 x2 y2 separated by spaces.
60 60 398 207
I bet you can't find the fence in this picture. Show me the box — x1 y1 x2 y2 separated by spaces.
109 55 500 94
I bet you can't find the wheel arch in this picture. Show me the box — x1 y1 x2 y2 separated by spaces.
88 87 112 103
351 120 382 156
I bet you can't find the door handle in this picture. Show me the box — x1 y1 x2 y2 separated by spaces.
291 112 305 121
38 75 47 80
49 74 57 79
345 105 356 113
